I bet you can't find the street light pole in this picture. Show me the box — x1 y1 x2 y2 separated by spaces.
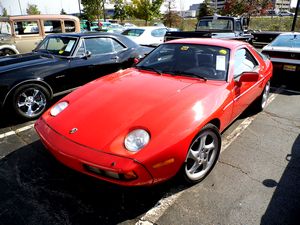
291 0 299 31
78 0 82 17
18 0 22 15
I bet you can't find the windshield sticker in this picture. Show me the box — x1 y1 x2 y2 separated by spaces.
65 40 75 52
219 49 227 55
180 46 189 51
58 50 64 54
216 55 226 71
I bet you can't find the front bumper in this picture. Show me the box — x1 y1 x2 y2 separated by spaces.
35 118 154 186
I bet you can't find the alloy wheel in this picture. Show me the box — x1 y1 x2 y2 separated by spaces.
185 128 220 182
16 87 47 118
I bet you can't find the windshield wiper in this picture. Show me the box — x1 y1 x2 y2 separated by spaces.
135 65 162 75
165 70 207 81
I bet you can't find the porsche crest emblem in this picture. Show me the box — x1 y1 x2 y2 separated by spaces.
69 128 78 134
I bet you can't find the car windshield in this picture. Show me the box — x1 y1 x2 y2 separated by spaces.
36 36 78 56
137 43 230 81
270 34 300 48
197 19 233 31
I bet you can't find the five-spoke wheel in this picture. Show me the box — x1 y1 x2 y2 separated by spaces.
253 80 270 112
183 124 221 183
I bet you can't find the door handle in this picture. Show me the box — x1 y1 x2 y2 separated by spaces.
111 56 119 60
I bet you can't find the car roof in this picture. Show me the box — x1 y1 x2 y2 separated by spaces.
45 32 140 48
127 26 166 30
165 38 246 50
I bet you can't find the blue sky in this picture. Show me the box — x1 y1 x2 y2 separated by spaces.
0 0 298 15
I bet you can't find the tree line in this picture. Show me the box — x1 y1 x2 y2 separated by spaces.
0 0 282 27
198 0 276 19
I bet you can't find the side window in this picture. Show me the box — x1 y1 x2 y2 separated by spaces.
84 37 114 55
14 21 39 35
151 28 166 37
111 39 126 52
43 20 62 33
64 20 75 32
234 48 258 78
123 29 144 37
235 21 242 32
0 21 12 35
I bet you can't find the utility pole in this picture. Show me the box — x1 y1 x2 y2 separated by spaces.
291 0 299 31
102 0 106 22
215 0 217 13
78 0 82 17
18 0 22 15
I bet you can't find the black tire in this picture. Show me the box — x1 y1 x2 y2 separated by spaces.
253 80 271 113
12 84 50 119
182 123 221 184
0 49 16 56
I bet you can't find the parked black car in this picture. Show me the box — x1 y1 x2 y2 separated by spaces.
0 32 152 119
261 32 300 80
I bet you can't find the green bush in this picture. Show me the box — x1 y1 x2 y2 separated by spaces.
249 16 296 31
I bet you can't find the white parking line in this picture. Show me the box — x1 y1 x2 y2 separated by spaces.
136 87 283 225
0 124 35 139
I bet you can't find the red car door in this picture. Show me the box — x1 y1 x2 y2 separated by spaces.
231 48 263 119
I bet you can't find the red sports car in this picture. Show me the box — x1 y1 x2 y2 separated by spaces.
35 38 273 186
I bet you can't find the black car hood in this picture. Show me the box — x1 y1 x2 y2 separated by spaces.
0 52 60 74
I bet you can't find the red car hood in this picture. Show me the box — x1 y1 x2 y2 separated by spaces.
44 68 227 156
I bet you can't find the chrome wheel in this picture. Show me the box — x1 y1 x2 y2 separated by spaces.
184 124 221 183
261 81 270 109
13 85 49 119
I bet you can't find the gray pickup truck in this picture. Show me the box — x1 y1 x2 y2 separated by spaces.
164 15 253 42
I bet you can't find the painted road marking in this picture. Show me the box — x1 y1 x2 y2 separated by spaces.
0 123 35 139
136 87 283 225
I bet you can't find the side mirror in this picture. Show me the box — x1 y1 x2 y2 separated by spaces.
85 50 92 58
238 71 259 83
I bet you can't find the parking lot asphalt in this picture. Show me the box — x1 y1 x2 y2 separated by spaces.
0 79 300 225
152 88 300 225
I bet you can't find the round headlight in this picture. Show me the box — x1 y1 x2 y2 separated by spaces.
50 101 68 116
124 129 150 152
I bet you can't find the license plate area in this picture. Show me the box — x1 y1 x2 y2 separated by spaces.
283 64 297 71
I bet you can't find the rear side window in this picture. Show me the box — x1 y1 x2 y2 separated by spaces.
112 39 126 52
64 20 76 32
151 28 166 37
43 20 62 33
84 37 114 55
122 29 144 37
14 21 39 35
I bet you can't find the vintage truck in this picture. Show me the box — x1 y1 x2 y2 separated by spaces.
164 15 253 42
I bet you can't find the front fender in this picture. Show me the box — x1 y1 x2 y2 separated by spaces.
0 44 19 54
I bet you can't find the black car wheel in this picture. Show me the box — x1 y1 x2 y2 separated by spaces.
183 123 221 184
0 49 16 56
12 84 50 119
